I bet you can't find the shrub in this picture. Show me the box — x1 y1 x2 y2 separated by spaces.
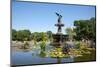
40 41 46 51
75 41 80 49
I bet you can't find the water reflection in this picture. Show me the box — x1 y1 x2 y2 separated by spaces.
57 57 61 63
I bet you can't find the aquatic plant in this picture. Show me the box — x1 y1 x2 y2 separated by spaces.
39 51 47 58
69 48 82 57
50 48 69 58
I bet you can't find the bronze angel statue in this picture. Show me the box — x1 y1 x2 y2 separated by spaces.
55 12 62 23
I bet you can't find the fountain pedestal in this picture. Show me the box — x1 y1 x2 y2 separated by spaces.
52 34 68 47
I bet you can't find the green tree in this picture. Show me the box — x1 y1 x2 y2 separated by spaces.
16 30 31 41
33 32 41 42
74 17 96 42
33 32 39 44
32 32 48 44
22 30 31 41
46 31 52 41
41 32 48 42
12 29 17 41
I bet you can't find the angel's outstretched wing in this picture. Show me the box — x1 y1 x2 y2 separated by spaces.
55 12 60 16
55 12 62 18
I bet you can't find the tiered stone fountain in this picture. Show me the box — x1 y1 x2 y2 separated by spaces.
52 12 68 47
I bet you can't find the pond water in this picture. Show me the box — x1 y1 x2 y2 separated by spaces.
11 42 96 66
11 51 74 65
